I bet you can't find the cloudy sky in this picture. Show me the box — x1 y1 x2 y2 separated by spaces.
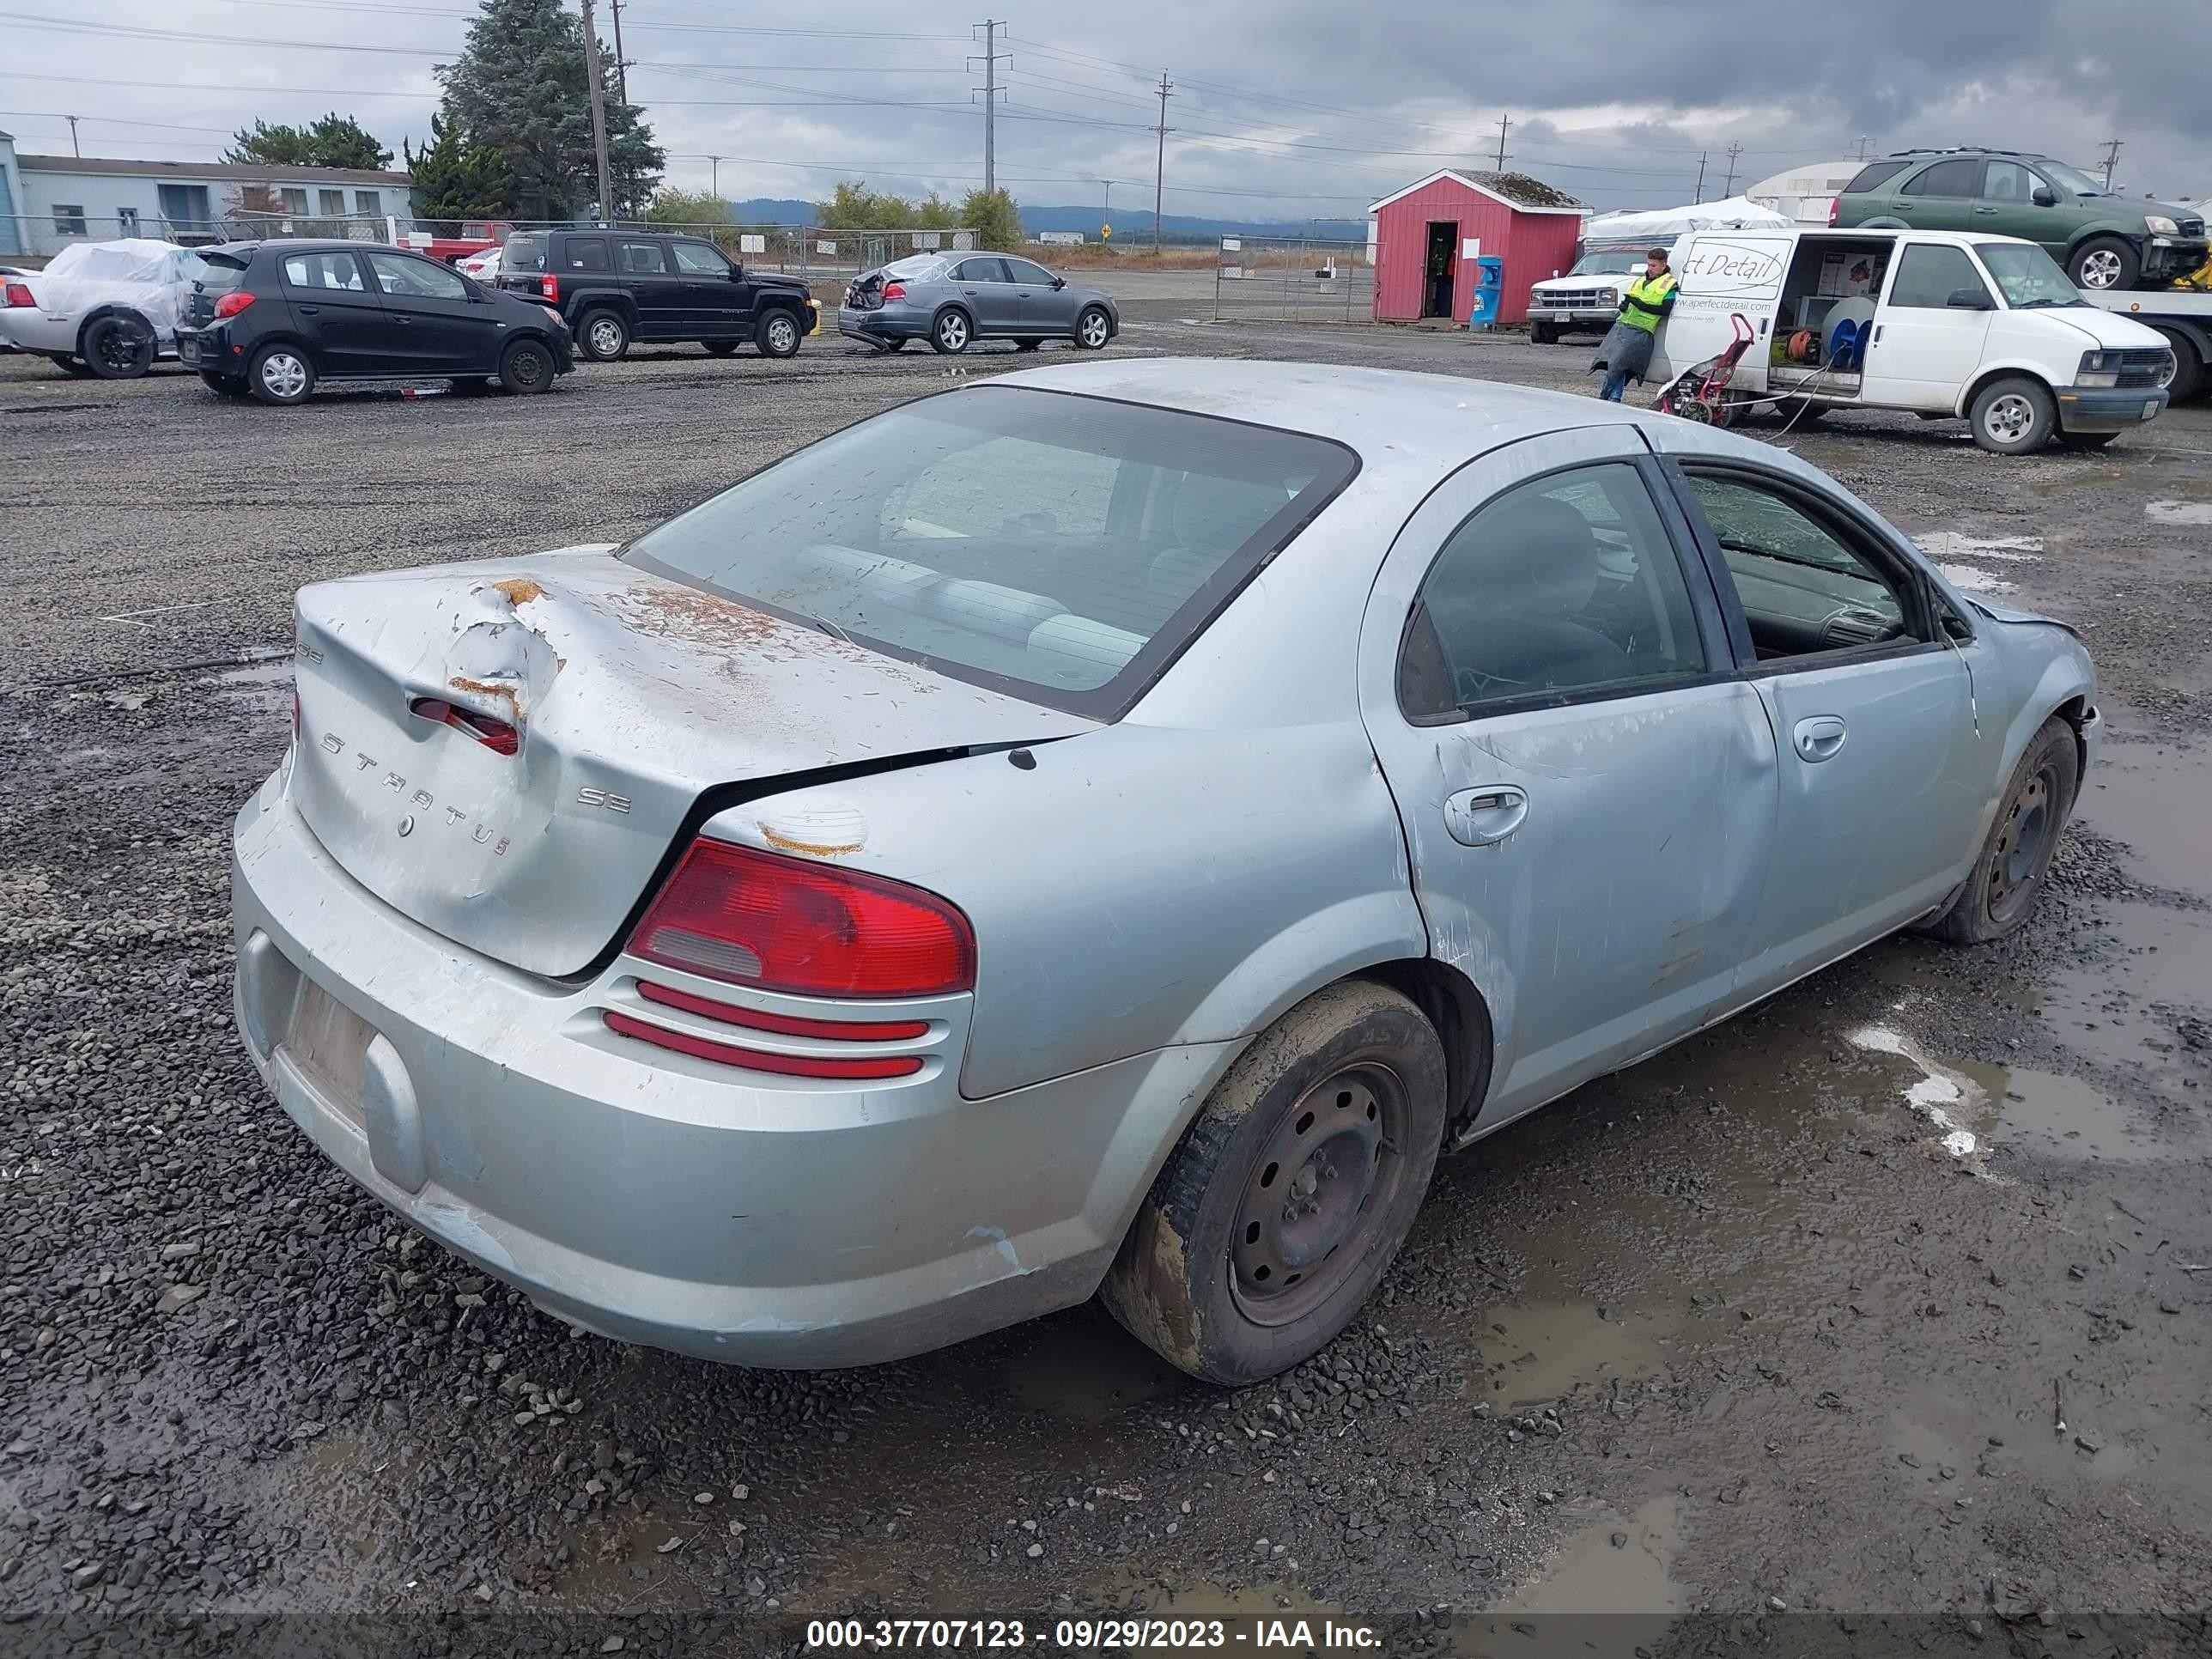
4 0 2209 222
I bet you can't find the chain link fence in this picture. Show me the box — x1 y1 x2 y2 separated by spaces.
1212 235 1375 323
3 211 422 260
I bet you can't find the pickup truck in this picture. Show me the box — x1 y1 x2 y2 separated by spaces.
2085 286 2212 402
398 220 516 267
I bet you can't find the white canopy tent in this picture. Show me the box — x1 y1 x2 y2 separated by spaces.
1580 196 1790 243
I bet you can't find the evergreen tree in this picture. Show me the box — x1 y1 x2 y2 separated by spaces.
227 113 392 170
403 112 513 224
435 0 662 219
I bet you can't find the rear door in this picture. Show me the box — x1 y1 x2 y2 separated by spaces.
1004 256 1078 335
950 256 1018 333
362 250 501 374
615 237 684 338
1358 426 1778 1124
276 248 387 374
1893 157 1985 235
1662 461 1984 1001
1656 231 1792 391
1863 240 1996 410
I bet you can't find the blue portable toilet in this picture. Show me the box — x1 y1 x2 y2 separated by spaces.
1467 256 1504 329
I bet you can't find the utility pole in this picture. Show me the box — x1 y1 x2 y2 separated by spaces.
1693 151 1708 202
970 21 1010 196
1722 142 1743 197
65 113 79 157
2099 138 2123 191
1152 70 1174 253
1493 113 1512 172
607 0 630 106
708 155 723 201
577 0 615 223
1853 134 1870 161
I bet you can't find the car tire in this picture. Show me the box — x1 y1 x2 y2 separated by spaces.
755 309 801 358
2067 236 2140 291
49 353 94 377
702 340 741 357
198 370 249 398
1968 375 2057 455
579 308 629 362
247 343 314 406
81 314 156 380
1529 319 1559 345
1074 305 1112 350
1099 979 1448 1387
930 307 971 354
498 337 555 394
1922 717 2080 945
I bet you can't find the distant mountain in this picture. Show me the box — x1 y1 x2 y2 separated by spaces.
724 196 1368 241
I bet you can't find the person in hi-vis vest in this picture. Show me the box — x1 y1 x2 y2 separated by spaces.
1591 247 1679 402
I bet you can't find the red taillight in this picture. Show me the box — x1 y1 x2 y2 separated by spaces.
603 1011 923 1079
408 696 520 756
3 282 33 307
880 281 906 301
539 273 559 302
635 979 930 1042
629 839 975 1000
1826 196 1841 226
290 690 301 740
214 291 256 319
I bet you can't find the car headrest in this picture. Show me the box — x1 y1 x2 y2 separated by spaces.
1466 494 1601 616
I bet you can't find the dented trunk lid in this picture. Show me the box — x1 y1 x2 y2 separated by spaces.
286 545 1096 976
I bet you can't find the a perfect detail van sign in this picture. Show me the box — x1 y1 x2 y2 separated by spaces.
1678 240 1785 295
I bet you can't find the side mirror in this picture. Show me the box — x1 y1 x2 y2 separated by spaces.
1050 276 1066 289
730 265 745 280
1947 288 1995 310
2032 185 2059 207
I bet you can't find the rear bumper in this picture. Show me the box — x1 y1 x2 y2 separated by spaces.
838 304 929 343
2054 384 2168 432
2 309 78 355
230 771 1227 1367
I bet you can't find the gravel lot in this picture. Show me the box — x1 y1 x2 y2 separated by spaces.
2 312 2208 1656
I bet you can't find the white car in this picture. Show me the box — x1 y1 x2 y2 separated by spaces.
457 246 502 282
0 239 204 379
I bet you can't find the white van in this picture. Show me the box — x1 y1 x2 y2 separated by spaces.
1650 227 2174 453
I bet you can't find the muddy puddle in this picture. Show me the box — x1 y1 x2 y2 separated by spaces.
1455 1497 1680 1656
2076 741 2211 894
1000 1307 1194 1423
2042 899 2212 1101
1465 1303 1675 1408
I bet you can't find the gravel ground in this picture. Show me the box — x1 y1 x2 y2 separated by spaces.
1 318 2208 1657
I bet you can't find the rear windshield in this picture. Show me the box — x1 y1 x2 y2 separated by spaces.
622 386 1358 717
1844 161 1911 193
502 233 547 273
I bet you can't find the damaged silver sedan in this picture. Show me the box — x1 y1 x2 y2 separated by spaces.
232 360 2100 1384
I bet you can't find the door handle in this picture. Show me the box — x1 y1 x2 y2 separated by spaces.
297 305 321 315
963 289 979 296
1792 715 1848 763
1972 206 1999 216
1443 784 1530 847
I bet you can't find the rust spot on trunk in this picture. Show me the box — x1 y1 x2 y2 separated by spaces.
760 826 865 858
617 584 789 650
448 675 523 724
490 577 545 607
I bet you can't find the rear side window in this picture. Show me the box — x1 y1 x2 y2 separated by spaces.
1902 159 1983 198
622 386 1358 717
1399 464 1706 720
283 251 367 291
953 258 1009 283
562 236 611 272
502 234 547 273
1845 161 1910 193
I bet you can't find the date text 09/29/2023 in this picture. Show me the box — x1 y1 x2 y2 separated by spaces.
804 1617 1384 1650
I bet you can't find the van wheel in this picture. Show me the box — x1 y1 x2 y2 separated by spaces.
82 314 156 379
1969 376 2056 455
248 344 314 405
1100 981 1447 1386
756 309 801 358
579 308 629 362
2068 236 2139 291
1922 719 2078 944
2156 331 2203 403
930 308 971 354
498 338 555 394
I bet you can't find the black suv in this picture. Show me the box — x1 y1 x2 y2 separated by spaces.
176 241 574 405
1833 149 2209 290
500 229 818 362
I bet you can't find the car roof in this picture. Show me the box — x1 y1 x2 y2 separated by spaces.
992 357 1650 471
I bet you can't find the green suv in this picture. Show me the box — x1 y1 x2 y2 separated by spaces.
1832 149 2208 290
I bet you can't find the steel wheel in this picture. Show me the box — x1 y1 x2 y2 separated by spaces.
2076 248 2124 289
1229 1060 1410 1327
499 340 552 394
254 349 310 404
1981 392 2035 446
1077 307 1110 349
1986 764 2057 925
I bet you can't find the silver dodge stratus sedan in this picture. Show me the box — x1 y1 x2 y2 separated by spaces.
233 360 2099 1385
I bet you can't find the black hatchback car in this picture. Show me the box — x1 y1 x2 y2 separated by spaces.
497 228 817 362
176 240 574 405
